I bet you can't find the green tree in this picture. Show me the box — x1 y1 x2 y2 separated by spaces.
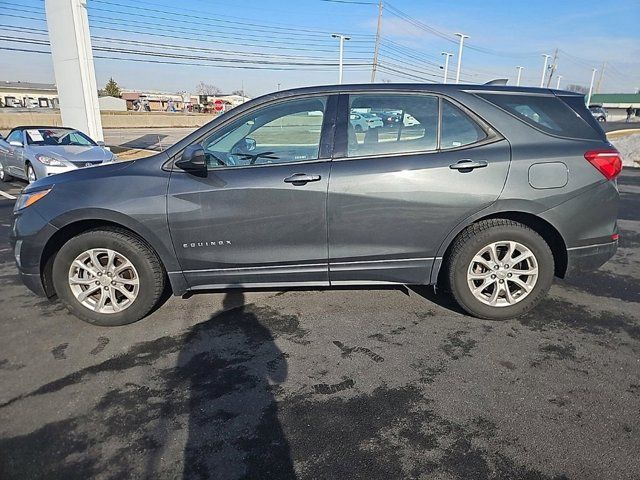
103 77 121 97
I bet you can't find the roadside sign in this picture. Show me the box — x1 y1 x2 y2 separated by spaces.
214 99 224 112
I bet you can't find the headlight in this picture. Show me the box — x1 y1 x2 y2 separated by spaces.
14 188 52 212
35 154 66 166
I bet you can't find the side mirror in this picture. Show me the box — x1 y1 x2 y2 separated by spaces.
96 141 106 147
9 140 22 147
175 144 207 176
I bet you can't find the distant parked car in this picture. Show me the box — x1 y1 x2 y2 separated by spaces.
588 105 607 122
350 112 383 132
0 126 116 183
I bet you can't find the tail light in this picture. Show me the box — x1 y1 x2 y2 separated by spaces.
584 149 622 180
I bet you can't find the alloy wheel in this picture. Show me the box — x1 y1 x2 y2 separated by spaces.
68 248 140 314
467 241 538 307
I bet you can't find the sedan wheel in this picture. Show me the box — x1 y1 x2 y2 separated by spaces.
26 164 37 183
0 162 11 182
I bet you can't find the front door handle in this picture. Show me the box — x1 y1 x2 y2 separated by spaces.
449 159 488 171
284 173 321 184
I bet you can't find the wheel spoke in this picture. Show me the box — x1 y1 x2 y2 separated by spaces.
509 276 532 293
77 285 100 303
511 267 538 276
117 277 139 286
114 260 134 275
472 278 496 295
468 271 493 280
487 283 501 305
109 286 122 312
472 255 494 269
94 289 108 312
106 249 116 272
115 285 136 301
510 251 533 266
69 276 95 285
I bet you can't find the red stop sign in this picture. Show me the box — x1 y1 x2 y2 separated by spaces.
214 99 224 112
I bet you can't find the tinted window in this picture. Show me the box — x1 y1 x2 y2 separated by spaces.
347 94 438 157
201 97 326 168
476 92 597 139
441 100 487 149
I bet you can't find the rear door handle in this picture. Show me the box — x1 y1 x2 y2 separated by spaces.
449 159 488 171
283 173 321 184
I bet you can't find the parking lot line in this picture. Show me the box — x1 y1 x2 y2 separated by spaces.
0 190 17 200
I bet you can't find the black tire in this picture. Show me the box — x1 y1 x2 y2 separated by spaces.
0 162 12 182
445 219 554 320
52 228 166 326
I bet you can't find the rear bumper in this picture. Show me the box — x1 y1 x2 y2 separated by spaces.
565 240 617 278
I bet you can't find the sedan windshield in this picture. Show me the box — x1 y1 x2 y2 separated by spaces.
24 128 97 147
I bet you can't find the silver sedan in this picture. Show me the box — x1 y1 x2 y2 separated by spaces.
0 126 116 183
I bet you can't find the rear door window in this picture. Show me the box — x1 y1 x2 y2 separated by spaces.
440 100 487 149
476 92 598 139
347 94 438 157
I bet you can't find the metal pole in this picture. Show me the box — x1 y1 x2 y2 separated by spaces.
441 52 453 84
332 34 351 84
516 66 524 86
540 54 551 87
587 68 597 106
454 33 469 84
370 0 383 82
556 75 562 89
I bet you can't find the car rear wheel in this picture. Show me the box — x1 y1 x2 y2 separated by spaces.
52 228 166 326
0 162 12 182
445 219 554 320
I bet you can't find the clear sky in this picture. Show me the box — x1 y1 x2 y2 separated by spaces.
1 0 639 96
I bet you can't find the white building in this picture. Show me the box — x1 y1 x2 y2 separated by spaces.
0 81 59 108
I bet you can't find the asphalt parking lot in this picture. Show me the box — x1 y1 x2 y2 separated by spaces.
0 170 639 480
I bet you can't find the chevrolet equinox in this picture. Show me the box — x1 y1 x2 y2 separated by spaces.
9 84 621 326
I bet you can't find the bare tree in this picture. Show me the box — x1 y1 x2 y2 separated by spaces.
231 89 245 96
194 82 221 96
565 84 588 94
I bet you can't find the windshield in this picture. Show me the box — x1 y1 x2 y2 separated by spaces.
25 128 97 147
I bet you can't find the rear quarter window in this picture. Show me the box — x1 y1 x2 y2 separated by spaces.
475 92 600 140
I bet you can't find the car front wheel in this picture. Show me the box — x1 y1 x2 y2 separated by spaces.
445 219 554 320
52 228 166 326
0 162 12 182
26 163 37 183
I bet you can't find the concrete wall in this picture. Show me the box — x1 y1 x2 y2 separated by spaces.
0 111 217 130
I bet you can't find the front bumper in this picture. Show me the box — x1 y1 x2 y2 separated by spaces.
565 240 617 278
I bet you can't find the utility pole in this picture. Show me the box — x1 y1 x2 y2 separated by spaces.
332 33 351 84
546 48 558 87
515 66 524 86
441 52 453 84
586 68 597 106
454 33 469 84
596 61 607 93
370 0 383 83
556 75 562 89
540 54 551 87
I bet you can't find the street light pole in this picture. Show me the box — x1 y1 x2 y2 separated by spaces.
332 33 351 84
556 75 562 90
540 54 551 87
587 68 597 106
441 52 453 84
454 33 469 84
515 66 524 86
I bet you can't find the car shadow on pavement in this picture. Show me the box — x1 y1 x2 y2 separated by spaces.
147 291 297 479
119 134 169 151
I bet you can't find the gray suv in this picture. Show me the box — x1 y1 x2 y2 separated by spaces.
10 84 621 326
